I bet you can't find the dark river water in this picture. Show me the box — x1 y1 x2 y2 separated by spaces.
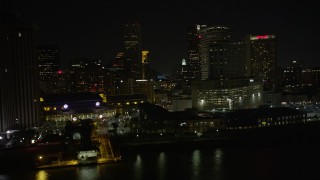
1 142 320 180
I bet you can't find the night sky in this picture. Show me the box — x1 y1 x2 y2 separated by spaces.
3 0 320 73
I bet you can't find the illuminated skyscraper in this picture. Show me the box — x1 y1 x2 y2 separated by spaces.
113 52 126 69
186 25 206 80
0 12 40 131
282 60 302 89
199 25 248 80
107 52 128 95
247 35 277 91
192 25 262 112
38 45 60 94
142 50 150 79
38 45 60 80
123 21 142 80
70 59 105 93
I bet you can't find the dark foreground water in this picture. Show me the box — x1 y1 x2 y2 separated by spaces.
1 142 320 180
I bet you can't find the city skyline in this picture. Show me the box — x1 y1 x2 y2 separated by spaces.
2 0 319 73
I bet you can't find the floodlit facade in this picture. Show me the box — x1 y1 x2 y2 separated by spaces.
191 25 260 112
192 79 263 111
41 93 116 129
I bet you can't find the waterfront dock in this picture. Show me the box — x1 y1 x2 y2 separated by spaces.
35 156 122 169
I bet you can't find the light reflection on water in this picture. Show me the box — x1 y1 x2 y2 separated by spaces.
76 166 100 180
134 154 143 180
157 152 166 180
35 170 48 180
192 150 201 178
213 148 224 179
2 146 319 180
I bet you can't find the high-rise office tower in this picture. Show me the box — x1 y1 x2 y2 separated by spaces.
282 60 303 89
186 25 206 80
0 12 40 131
301 67 320 89
192 25 262 111
38 45 60 81
69 59 105 93
123 21 142 80
199 25 247 80
112 52 126 69
247 35 277 91
38 45 60 94
142 50 150 79
106 52 127 95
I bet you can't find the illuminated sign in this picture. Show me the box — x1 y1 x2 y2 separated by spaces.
250 35 275 40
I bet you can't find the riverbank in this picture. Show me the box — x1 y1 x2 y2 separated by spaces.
0 143 121 171
111 121 320 153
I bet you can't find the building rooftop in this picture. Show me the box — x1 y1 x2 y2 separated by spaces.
107 94 147 102
227 107 304 120
42 93 102 105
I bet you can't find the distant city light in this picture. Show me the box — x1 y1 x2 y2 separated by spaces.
250 35 275 40
182 59 186 66
257 35 269 39
57 70 63 74
63 104 68 109
95 102 100 107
